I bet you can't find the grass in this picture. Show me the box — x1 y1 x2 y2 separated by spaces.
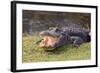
22 35 91 63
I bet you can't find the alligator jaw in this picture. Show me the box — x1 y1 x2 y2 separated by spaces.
39 31 59 48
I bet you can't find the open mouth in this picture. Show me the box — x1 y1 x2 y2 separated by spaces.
39 31 59 48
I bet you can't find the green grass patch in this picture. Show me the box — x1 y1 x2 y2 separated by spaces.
22 35 91 63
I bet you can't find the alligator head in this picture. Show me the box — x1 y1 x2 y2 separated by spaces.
39 27 62 48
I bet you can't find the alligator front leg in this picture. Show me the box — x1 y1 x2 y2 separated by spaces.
71 36 83 47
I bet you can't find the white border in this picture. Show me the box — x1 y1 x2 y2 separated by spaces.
16 3 96 70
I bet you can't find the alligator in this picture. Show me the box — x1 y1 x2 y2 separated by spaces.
38 27 90 49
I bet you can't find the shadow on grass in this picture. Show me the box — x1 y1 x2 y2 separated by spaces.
38 44 73 55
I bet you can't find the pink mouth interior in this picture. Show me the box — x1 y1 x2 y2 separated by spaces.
39 36 58 47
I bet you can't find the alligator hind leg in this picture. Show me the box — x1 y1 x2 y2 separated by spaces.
71 36 83 47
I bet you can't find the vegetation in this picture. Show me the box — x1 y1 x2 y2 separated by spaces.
22 35 91 63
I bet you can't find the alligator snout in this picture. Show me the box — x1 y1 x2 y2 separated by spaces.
39 31 49 37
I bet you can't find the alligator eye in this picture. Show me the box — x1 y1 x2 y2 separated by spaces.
55 28 59 31
54 28 61 32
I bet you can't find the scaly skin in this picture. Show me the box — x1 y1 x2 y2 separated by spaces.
39 27 90 48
